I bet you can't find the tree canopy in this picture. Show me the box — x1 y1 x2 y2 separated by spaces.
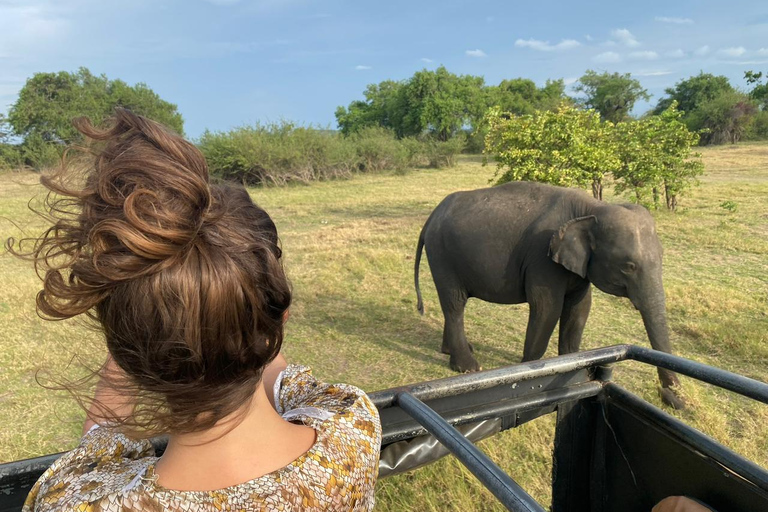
573 70 650 123
8 67 184 146
653 72 734 115
336 67 568 141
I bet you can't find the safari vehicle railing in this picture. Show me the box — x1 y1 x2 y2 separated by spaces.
2 344 768 512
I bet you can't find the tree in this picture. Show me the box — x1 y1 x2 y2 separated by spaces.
486 78 569 116
573 70 650 123
483 104 619 198
8 68 184 167
689 91 757 145
745 70 768 110
653 72 734 118
336 67 508 142
613 103 703 209
335 80 406 136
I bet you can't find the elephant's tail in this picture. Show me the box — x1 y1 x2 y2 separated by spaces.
415 226 426 315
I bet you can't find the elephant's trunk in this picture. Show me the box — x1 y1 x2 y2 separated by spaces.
630 277 685 408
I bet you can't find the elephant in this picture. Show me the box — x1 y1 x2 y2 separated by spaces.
414 181 685 409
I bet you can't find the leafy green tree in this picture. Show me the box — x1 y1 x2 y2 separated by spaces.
745 70 768 110
653 72 734 115
335 80 406 136
613 103 703 209
689 91 757 145
484 104 619 198
573 70 650 123
486 78 568 116
8 67 183 167
336 67 488 141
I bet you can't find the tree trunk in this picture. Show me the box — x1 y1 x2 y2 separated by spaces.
591 178 603 200
652 187 660 209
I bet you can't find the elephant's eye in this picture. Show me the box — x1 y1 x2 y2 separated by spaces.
621 261 637 274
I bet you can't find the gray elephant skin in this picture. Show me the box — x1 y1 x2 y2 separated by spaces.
414 181 684 409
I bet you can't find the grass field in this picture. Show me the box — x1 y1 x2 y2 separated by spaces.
1 144 767 510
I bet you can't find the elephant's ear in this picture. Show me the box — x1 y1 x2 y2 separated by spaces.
549 216 597 278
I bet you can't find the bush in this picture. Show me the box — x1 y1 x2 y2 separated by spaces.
350 126 408 172
0 143 24 170
483 102 702 210
421 136 465 168
20 133 61 169
484 104 618 199
745 110 768 140
199 122 462 185
199 122 359 185
688 91 757 145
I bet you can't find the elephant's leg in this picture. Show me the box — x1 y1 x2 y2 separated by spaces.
436 283 480 372
521 288 565 362
558 285 592 355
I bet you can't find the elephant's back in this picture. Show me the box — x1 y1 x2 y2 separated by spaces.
432 182 584 230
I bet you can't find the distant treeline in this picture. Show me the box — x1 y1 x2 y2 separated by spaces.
1 66 767 175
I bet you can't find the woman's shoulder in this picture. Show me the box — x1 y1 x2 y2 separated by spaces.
23 427 156 512
276 364 380 426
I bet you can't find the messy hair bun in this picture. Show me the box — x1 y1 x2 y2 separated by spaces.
15 108 291 435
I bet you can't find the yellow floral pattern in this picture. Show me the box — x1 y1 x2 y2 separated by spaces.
23 365 381 511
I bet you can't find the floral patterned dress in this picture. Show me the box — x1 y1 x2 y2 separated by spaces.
23 365 382 511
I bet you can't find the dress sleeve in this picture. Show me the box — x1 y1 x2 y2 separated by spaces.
275 364 376 419
275 365 382 512
22 428 154 512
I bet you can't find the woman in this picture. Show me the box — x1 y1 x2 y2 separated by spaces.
17 109 381 511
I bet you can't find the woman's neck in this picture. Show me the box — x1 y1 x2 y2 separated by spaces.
154 381 316 491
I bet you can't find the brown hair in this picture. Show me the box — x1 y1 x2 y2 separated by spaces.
10 108 291 435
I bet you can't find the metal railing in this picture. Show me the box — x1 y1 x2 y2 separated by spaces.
3 344 768 512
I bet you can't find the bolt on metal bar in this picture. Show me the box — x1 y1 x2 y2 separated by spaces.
626 346 768 404
396 391 546 512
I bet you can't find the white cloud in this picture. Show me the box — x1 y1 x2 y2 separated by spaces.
636 70 673 76
665 49 686 58
694 45 710 56
563 77 578 85
734 60 768 65
717 46 746 58
630 50 659 60
593 51 621 63
611 28 640 47
655 16 694 24
514 38 581 52
466 49 487 58
757 48 768 56
420 57 434 63
355 65 371 70
585 34 593 41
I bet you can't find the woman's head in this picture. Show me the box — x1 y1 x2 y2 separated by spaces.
20 108 291 434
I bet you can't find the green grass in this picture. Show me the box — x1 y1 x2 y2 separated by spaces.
1 143 767 511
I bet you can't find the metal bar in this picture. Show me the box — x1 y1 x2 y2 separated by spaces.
396 391 546 512
371 345 629 408
383 381 603 445
605 383 768 494
625 346 768 404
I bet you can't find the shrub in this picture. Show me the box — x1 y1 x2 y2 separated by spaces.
688 91 757 145
421 135 465 168
484 104 618 199
350 126 408 172
199 122 359 185
0 144 24 170
745 110 768 140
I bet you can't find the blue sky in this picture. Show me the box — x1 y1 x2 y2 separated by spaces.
1 0 767 138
